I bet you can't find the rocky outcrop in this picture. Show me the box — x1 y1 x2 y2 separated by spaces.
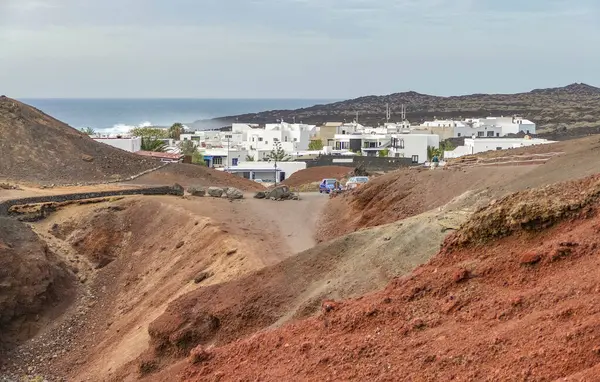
188 187 206 197
226 188 244 200
0 218 74 347
207 187 224 198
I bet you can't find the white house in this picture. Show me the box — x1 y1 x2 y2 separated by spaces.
93 136 142 152
467 117 536 136
244 122 316 160
199 147 248 168
444 137 555 159
221 161 307 183
389 133 440 164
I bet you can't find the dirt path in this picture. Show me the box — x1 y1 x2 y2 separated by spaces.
244 192 328 254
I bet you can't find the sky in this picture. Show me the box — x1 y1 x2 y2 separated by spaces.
0 0 599 98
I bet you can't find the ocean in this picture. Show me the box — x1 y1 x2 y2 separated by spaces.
19 98 334 133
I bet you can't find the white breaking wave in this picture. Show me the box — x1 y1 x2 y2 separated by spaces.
97 121 154 134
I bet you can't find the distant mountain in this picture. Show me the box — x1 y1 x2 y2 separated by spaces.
192 83 600 139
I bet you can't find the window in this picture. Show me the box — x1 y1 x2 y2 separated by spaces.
457 133 461 137
294 138 297 142
477 131 484 137
487 131 494 137
265 141 268 145
213 157 223 165
411 155 419 163
496 133 500 137
496 147 502 150
274 138 279 142
258 137 263 142
284 136 288 142
232 158 238 166
225 135 232 139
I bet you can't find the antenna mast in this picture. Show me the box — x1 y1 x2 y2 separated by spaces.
401 104 406 121
386 103 391 123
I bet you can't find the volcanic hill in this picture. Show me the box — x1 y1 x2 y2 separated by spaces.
0 96 158 185
196 83 600 139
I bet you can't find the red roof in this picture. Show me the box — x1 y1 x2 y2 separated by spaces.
135 151 183 160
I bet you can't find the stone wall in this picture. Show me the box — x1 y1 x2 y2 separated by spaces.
0 186 183 216
300 155 415 172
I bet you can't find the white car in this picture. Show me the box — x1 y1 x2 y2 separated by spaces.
345 176 369 189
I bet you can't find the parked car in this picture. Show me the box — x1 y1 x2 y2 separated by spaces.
319 178 341 194
345 176 369 189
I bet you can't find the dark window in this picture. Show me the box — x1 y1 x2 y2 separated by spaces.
496 147 502 150
457 133 461 137
496 133 500 137
477 131 484 137
232 158 238 166
487 131 494 137
411 155 419 163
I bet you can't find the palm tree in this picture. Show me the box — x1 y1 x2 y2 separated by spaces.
141 137 167 152
80 127 96 135
169 123 184 140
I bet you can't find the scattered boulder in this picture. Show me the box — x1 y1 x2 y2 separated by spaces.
208 187 224 198
81 154 94 162
188 187 206 197
226 248 238 256
226 187 244 200
520 252 542 265
267 185 291 200
254 191 266 199
175 241 185 249
193 271 213 284
171 183 185 196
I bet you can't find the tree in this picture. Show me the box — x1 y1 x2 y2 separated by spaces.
378 148 390 157
265 141 289 162
439 140 455 152
178 140 197 157
427 146 443 161
141 137 167 152
308 140 324 150
130 127 169 139
192 151 206 165
245 155 255 162
169 123 184 140
80 127 96 135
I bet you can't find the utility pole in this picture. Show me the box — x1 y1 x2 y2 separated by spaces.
226 135 230 171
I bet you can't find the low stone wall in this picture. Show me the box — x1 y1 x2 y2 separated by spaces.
0 185 183 216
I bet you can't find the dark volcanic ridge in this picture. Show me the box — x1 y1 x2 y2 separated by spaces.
193 83 600 139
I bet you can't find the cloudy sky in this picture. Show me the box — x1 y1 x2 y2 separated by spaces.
0 0 598 98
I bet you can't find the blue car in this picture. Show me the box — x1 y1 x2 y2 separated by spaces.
319 178 339 194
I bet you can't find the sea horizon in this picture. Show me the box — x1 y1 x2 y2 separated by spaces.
19 98 337 133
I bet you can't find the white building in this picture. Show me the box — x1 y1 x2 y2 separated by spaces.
221 161 307 183
92 136 141 152
467 117 536 136
199 147 248 168
444 137 555 159
330 131 438 163
389 134 440 164
245 122 316 161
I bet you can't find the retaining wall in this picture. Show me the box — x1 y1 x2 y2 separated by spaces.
0 185 183 216
300 155 415 171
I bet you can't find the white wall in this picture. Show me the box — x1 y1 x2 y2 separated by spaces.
445 138 554 158
94 137 141 152
389 134 438 163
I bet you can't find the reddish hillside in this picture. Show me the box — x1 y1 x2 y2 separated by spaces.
127 163 264 191
0 96 158 185
319 135 600 242
282 166 352 187
167 174 600 381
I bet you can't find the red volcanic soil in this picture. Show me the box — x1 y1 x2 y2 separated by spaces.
282 166 352 188
164 175 600 381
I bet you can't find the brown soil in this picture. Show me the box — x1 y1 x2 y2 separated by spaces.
105 190 477 380
0 193 327 381
0 218 75 349
164 174 600 382
0 96 157 185
319 135 600 242
282 166 352 188
126 163 264 191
